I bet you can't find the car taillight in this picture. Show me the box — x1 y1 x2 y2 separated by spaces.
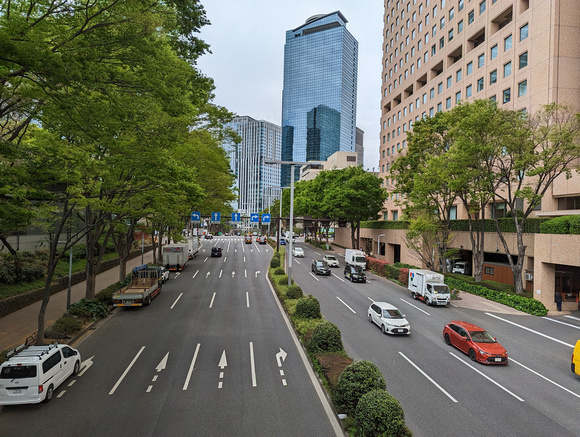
38 385 44 394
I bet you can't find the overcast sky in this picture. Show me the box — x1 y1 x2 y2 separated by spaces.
196 1 384 171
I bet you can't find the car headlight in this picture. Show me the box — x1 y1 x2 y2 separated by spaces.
478 349 490 355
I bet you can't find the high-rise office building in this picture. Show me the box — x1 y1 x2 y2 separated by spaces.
281 11 358 187
223 116 281 215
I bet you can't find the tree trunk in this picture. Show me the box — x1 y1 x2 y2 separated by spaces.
0 235 22 279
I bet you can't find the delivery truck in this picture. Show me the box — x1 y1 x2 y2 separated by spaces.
112 264 161 307
345 249 367 270
187 236 200 259
408 269 450 306
163 242 189 271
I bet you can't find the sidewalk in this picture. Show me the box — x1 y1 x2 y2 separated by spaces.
0 251 153 351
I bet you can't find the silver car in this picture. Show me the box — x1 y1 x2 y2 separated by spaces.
292 247 305 257
323 254 339 267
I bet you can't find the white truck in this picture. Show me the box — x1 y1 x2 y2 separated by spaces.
408 269 450 306
112 264 161 307
186 236 200 260
162 242 189 271
345 249 367 270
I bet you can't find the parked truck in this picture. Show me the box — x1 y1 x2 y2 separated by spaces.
112 264 161 307
187 236 200 260
408 269 451 306
345 249 367 270
163 242 189 271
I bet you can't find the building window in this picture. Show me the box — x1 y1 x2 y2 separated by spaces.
503 88 511 103
455 91 461 103
504 61 512 77
459 0 464 12
490 44 498 60
520 23 529 41
518 80 527 97
466 84 472 97
519 51 528 69
430 87 435 98
458 19 463 33
456 69 462 82
467 61 473 75
490 69 497 84
439 37 445 49
448 29 454 41
478 53 485 68
437 102 442 112
485 266 495 275
477 77 484 92
392 210 399 221
450 205 457 220
449 7 454 20
429 107 434 117
438 82 443 94
431 44 436 55
446 97 452 108
447 76 452 88
440 17 445 29
468 10 474 24
504 34 512 51
479 0 486 15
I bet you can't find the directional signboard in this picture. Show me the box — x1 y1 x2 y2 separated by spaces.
250 213 259 223
231 212 241 222
191 211 201 223
211 212 221 223
261 213 271 224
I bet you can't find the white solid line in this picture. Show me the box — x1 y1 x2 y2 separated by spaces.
510 357 580 399
565 315 580 321
399 352 458 402
309 272 320 281
192 270 199 279
336 296 356 314
109 346 145 395
332 273 345 282
246 292 250 308
183 343 201 390
367 296 374 301
250 342 257 387
449 352 524 401
399 298 431 315
294 259 301 265
170 293 183 309
486 313 575 348
209 292 216 308
543 317 580 330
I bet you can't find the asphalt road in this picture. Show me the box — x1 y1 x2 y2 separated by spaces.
0 237 342 437
292 243 580 437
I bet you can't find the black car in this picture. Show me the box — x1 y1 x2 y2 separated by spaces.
311 260 331 276
344 264 366 282
211 247 222 257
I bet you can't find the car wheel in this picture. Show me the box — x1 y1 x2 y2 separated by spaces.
411 292 417 300
444 333 451 345
43 384 54 403
73 360 80 375
382 324 387 334
144 296 151 306
469 349 477 361
368 314 373 324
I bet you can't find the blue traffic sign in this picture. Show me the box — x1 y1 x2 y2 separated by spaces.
261 214 271 224
191 211 201 222
231 212 241 222
211 212 221 223
250 213 259 223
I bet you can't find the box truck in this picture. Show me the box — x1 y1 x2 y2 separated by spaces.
163 242 189 271
408 269 450 306
345 249 367 270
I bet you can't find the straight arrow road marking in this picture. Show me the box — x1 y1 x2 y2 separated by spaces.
156 353 169 372
218 350 228 369
79 356 94 376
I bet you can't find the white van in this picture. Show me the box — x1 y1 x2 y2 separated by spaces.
0 344 81 405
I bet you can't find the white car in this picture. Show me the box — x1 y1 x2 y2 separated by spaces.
292 247 304 257
368 302 411 335
159 266 169 283
323 254 339 267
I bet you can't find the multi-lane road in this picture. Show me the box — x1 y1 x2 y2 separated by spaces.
0 237 342 437
291 243 580 437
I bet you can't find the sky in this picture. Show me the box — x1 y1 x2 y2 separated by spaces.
196 1 384 172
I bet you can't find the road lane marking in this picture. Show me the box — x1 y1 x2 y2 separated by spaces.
565 315 580 322
399 352 457 402
543 317 580 330
109 346 145 395
309 272 320 281
204 257 208 262
192 270 199 279
223 256 227 263
294 259 301 265
219 270 223 278
246 292 250 307
449 352 524 401
486 313 575 348
399 298 431 315
183 343 201 390
170 293 183 309
332 273 345 282
336 296 356 313
57 391 66 398
245 269 247 278
209 292 216 308
250 342 257 387
509 357 580 399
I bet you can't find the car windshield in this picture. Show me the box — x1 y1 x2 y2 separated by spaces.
326 256 337 261
295 249 303 253
316 261 325 267
383 309 404 319
469 330 496 343
433 284 450 293
354 256 366 263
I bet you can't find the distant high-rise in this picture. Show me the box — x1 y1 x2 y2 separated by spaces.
281 11 358 187
223 116 281 215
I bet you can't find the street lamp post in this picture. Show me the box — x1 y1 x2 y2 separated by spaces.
378 234 385 259
265 160 321 286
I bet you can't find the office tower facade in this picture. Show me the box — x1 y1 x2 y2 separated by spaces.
281 11 359 187
223 116 281 215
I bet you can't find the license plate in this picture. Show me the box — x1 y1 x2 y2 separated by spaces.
10 389 23 394
394 329 401 333
495 358 502 362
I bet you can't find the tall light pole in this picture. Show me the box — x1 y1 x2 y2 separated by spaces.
377 234 385 259
264 160 321 286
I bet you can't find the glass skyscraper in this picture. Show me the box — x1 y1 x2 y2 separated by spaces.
281 11 358 187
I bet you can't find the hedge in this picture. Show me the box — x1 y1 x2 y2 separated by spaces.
332 360 386 417
355 389 411 437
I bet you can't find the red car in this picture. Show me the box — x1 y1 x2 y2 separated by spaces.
443 321 508 364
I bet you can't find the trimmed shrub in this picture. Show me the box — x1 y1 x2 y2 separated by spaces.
384 264 400 281
68 298 108 320
270 257 281 268
332 360 386 417
278 275 293 285
51 315 82 334
96 282 123 305
19 265 46 282
295 295 321 319
398 267 409 286
286 285 303 299
355 389 410 437
309 321 344 353
274 267 286 275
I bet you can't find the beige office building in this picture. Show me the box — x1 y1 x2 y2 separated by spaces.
368 0 580 311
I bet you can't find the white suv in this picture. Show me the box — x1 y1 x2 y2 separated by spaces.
323 254 339 267
0 344 81 405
